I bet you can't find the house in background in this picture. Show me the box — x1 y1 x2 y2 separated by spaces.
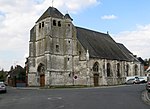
28 7 144 87
7 65 26 87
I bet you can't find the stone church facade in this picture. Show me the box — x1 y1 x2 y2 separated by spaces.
28 7 144 87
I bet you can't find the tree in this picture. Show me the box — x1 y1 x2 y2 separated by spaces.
144 59 149 66
0 69 7 81
10 66 14 71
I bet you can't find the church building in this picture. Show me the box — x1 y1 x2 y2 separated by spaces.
28 7 144 87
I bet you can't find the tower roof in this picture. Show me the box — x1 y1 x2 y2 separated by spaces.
36 7 64 23
64 13 73 21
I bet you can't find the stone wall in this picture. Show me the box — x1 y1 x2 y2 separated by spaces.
28 10 144 87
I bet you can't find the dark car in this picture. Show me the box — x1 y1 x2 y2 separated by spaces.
0 82 7 93
146 81 150 92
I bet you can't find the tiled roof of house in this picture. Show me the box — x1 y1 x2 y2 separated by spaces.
76 27 132 61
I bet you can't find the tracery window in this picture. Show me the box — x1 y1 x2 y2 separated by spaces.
93 62 99 72
37 63 45 74
42 22 44 27
117 63 120 77
107 63 111 77
126 64 129 76
134 64 138 75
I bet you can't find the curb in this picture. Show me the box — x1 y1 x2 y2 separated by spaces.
10 86 40 90
16 87 40 90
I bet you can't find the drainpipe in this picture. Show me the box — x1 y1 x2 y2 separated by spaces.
86 49 89 86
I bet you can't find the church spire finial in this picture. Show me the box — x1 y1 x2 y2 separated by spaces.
52 0 54 7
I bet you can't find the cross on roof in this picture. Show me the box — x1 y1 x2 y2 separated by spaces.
52 0 54 7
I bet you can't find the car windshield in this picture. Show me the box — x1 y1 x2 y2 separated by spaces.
0 83 5 85
129 79 134 80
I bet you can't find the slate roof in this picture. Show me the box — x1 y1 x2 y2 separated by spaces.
35 7 139 62
36 7 64 22
117 43 139 62
64 13 73 21
76 27 131 61
137 57 144 64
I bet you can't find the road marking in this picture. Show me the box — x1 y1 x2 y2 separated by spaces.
47 97 51 100
47 97 62 100
56 105 65 108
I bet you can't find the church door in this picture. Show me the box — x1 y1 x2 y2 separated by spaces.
37 63 45 87
93 62 99 86
40 74 45 87
93 74 99 86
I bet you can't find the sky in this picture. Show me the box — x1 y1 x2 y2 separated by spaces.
0 0 150 71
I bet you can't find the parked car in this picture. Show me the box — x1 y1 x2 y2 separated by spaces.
0 82 7 93
139 77 147 83
126 77 140 84
146 81 150 92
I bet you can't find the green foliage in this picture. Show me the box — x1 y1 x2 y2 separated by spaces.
10 65 26 81
17 68 26 81
144 58 150 66
0 69 7 81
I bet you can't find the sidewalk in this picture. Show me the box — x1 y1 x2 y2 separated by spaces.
12 86 40 90
18 87 41 90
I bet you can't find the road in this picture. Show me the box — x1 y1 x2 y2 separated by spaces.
0 84 149 109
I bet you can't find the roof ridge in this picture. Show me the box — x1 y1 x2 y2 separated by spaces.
76 26 108 36
76 27 131 61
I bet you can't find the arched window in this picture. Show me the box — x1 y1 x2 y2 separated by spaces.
56 44 59 52
53 20 56 26
134 64 138 75
107 63 111 77
58 21 61 27
117 63 120 77
93 62 99 72
126 64 129 76
37 63 45 75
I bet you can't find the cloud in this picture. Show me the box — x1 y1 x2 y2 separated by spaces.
31 0 100 13
0 0 100 70
36 0 100 14
101 15 118 20
113 24 150 59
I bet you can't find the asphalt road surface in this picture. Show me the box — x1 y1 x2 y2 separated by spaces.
0 84 149 109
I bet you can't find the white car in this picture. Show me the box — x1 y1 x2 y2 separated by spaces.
138 77 147 83
0 82 7 93
125 77 140 84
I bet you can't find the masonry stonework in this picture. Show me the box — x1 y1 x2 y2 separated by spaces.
28 7 144 87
